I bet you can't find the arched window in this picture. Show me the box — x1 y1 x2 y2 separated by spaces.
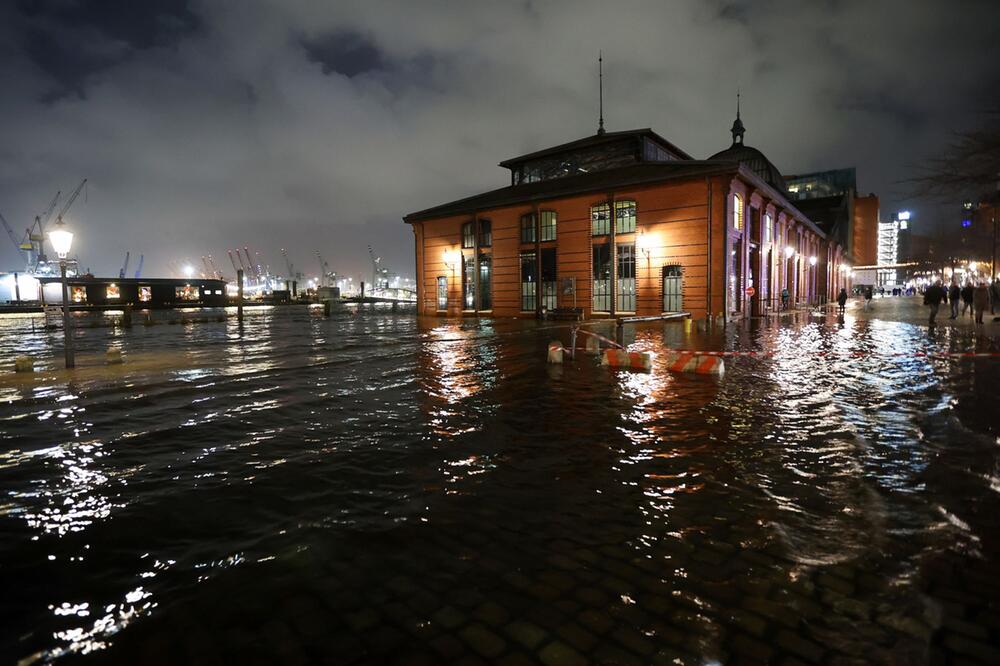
733 194 744 231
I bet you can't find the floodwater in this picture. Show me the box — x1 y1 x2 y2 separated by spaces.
1 303 999 665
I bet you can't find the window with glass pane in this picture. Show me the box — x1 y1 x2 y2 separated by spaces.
520 214 536 243
764 213 772 243
615 200 636 233
436 276 448 310
592 244 611 311
462 222 474 249
617 244 636 312
478 253 492 310
478 220 492 247
463 255 475 309
541 248 557 311
591 203 610 236
733 195 744 231
539 211 557 241
520 252 536 311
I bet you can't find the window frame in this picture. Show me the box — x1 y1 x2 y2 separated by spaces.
461 222 475 249
520 213 536 244
733 194 744 232
478 219 492 248
591 203 611 236
539 210 557 242
615 200 636 234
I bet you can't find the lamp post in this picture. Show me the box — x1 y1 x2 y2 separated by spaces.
48 218 75 369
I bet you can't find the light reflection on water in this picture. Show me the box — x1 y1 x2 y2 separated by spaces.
0 306 998 663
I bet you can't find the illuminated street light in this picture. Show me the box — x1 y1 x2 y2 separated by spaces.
784 246 795 258
183 264 194 277
809 256 817 266
47 218 75 369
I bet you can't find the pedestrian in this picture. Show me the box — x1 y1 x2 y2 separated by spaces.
948 281 961 319
863 286 873 311
781 287 789 311
924 279 945 326
837 287 848 314
991 278 1000 315
973 281 990 324
961 282 974 317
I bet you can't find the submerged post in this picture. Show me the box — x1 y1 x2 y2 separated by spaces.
237 268 244 322
59 261 75 368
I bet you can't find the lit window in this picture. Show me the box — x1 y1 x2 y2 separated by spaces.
139 286 152 302
733 194 744 231
175 285 198 301
591 203 611 236
764 213 772 243
106 283 120 299
462 222 474 249
71 286 87 303
615 200 636 233
539 211 557 241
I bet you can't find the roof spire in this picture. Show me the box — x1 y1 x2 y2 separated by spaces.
597 51 605 135
730 89 745 145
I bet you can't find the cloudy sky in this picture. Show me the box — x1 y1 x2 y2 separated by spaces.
0 0 997 280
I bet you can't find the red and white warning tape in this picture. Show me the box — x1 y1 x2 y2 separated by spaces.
655 349 1000 359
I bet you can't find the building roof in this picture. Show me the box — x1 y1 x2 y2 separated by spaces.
790 194 851 249
497 128 693 168
707 143 788 192
405 161 736 222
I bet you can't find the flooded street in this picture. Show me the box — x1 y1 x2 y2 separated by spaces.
2 301 999 664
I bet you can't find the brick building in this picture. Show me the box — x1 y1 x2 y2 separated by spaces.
405 112 848 321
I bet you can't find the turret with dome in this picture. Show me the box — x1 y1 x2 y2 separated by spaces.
707 93 788 192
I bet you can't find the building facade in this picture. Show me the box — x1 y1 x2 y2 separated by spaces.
405 120 847 321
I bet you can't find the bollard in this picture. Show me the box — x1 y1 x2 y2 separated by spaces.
106 349 124 365
662 351 724 376
14 356 34 373
547 341 564 364
323 300 332 317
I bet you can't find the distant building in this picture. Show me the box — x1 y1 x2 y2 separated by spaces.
876 211 909 285
784 168 880 267
33 276 228 307
405 107 848 320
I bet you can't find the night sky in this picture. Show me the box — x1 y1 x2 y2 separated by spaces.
1 0 997 280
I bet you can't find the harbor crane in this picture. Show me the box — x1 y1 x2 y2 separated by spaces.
316 251 331 287
119 251 130 279
56 179 87 224
281 248 295 280
201 256 212 278
134 254 144 278
207 255 221 280
1 212 22 256
227 249 240 274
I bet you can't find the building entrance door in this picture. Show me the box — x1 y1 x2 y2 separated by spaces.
662 265 683 312
749 242 761 316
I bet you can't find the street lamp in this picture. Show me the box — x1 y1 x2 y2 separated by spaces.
48 218 75 369
784 246 795 258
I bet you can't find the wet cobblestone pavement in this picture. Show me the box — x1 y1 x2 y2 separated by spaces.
1 302 998 664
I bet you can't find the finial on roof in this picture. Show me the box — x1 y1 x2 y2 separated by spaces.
730 89 745 145
597 52 605 135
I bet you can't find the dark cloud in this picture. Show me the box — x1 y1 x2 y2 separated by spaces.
0 0 997 279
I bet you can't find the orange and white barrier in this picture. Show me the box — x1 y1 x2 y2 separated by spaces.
663 351 724 375
547 341 564 364
601 349 653 371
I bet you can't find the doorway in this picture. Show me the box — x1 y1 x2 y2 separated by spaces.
662 265 683 312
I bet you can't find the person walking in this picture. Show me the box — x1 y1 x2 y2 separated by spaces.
973 281 990 324
961 282 974 318
837 287 848 314
991 278 1000 315
924 279 946 326
863 286 873 311
781 287 789 311
948 281 961 319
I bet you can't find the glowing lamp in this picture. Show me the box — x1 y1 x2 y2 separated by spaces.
183 265 194 277
784 246 795 258
636 232 655 257
969 261 978 272
48 220 74 259
809 256 817 266
443 249 461 269
898 211 911 221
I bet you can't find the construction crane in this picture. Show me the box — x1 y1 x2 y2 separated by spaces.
134 255 144 278
227 249 240 274
55 179 87 224
201 256 212 278
20 190 60 271
368 244 384 291
0 212 22 256
242 247 256 279
207 255 221 280
119 251 130 279
281 248 294 280
316 251 330 287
